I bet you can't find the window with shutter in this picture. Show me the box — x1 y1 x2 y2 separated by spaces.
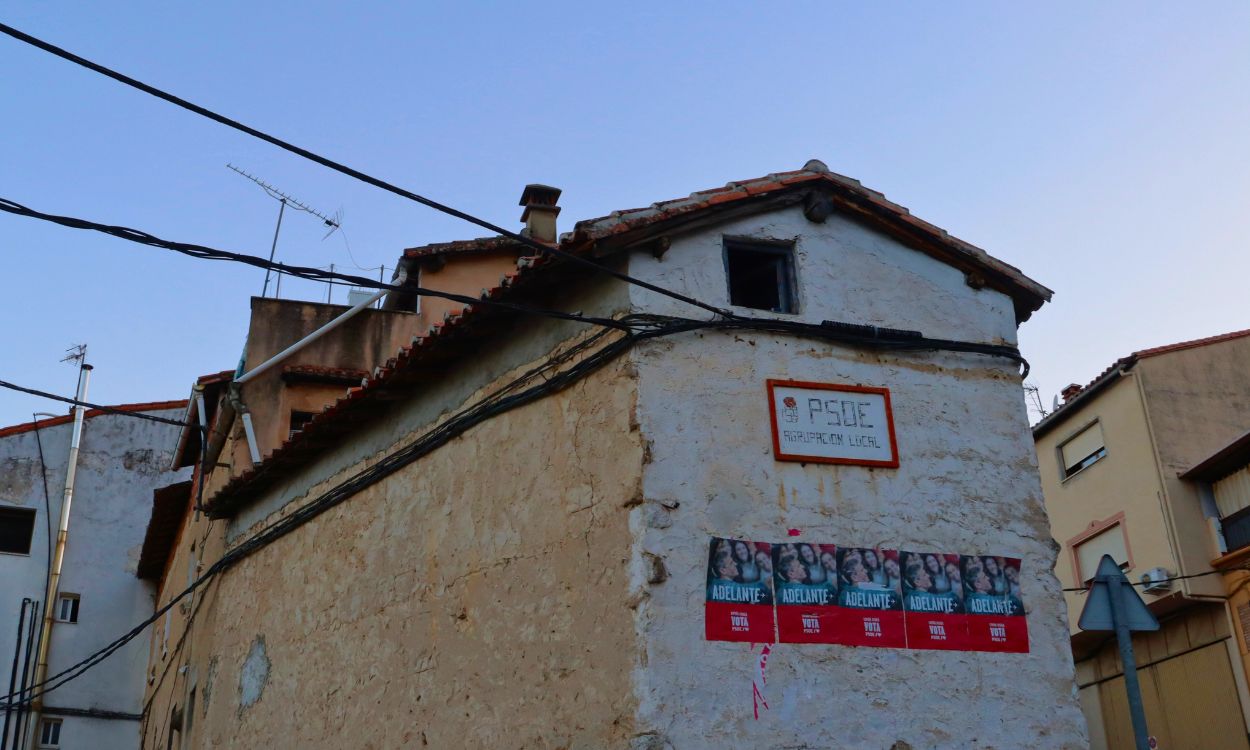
1060 421 1107 478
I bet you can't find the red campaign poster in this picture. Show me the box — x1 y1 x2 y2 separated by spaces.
900 551 968 651
960 555 1029 653
831 547 906 648
772 542 841 643
705 538 776 643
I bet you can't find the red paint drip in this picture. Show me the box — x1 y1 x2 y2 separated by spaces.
751 643 772 720
787 529 801 537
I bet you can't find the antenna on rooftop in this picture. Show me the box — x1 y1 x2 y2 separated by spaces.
60 344 87 366
227 163 342 298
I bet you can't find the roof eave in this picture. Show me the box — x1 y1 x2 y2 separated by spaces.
568 177 1051 324
1181 429 1250 482
1033 359 1136 439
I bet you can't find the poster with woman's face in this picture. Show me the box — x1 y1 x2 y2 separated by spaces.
900 550 967 650
960 554 1028 652
830 547 905 648
704 537 775 643
771 543 839 643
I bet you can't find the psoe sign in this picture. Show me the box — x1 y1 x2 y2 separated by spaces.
766 380 899 468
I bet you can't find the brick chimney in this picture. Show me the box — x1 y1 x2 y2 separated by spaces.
1061 383 1083 403
519 184 562 243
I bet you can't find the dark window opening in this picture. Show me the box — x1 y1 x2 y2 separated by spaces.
1064 447 1107 477
724 240 796 313
0 506 36 555
1223 505 1250 553
289 411 316 440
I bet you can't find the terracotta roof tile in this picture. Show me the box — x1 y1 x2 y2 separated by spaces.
0 399 188 439
403 235 528 259
136 481 192 581
281 364 369 384
1034 327 1250 436
206 161 1051 516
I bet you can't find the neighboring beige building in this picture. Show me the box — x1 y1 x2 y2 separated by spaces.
138 162 1089 749
1034 328 1250 750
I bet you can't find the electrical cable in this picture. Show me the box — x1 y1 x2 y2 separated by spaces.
1062 568 1227 593
0 22 732 320
0 380 190 428
29 415 53 659
0 197 634 333
0 309 1033 707
0 195 1032 381
0 324 628 708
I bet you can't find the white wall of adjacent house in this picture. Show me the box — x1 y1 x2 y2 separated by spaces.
0 410 186 749
624 204 1087 748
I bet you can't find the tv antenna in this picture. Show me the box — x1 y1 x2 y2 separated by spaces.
60 344 87 366
227 163 342 298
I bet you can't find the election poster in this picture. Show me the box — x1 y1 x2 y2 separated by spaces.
960 555 1028 653
772 543 840 643
832 547 906 648
705 538 776 643
900 551 967 651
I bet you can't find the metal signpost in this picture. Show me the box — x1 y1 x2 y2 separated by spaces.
1078 554 1161 750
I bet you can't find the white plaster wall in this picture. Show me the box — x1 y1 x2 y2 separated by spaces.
625 207 1086 748
626 205 1019 347
0 410 186 748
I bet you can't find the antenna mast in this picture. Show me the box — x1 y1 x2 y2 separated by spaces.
227 163 341 298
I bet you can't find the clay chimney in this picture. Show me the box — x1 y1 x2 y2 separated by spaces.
1061 383 1083 403
519 184 562 243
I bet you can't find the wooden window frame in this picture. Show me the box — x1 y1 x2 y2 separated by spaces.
722 237 799 314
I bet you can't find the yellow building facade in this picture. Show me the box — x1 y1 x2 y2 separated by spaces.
1035 329 1250 750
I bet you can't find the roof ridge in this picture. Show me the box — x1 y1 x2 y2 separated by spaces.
0 399 188 439
1035 326 1250 436
1133 327 1250 359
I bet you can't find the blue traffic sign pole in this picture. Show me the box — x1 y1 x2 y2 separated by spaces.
1105 571 1151 750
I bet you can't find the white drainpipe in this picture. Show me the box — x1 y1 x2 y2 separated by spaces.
26 363 91 747
230 270 405 464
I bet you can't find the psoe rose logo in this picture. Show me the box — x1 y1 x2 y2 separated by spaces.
783 397 797 408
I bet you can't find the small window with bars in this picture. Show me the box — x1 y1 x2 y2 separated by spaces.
38 718 62 748
1059 421 1107 478
55 594 80 623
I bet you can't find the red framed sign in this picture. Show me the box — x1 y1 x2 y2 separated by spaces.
766 380 899 468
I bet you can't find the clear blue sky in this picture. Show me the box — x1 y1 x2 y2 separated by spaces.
1 3 1247 426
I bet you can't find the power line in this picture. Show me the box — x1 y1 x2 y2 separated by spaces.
0 325 632 708
1063 568 1227 593
0 379 189 428
0 22 732 320
0 193 1033 376
0 196 633 332
1 313 1032 707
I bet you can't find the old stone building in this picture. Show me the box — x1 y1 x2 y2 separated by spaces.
140 162 1086 748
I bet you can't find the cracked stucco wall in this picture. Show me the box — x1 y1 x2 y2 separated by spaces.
187 337 645 749
0 408 187 750
624 206 1087 749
